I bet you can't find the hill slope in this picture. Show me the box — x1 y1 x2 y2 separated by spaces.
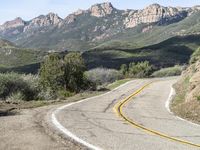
83 35 200 69
0 39 46 73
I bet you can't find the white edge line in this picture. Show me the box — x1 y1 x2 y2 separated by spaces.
51 79 135 150
165 85 200 127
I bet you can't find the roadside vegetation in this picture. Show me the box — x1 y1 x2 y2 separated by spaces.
85 68 123 87
120 61 153 78
151 65 183 77
0 50 190 117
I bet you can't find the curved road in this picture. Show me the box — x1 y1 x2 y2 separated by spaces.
52 77 200 150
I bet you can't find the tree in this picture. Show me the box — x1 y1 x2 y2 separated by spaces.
63 52 86 92
128 61 153 78
39 52 87 95
39 54 64 92
120 64 128 76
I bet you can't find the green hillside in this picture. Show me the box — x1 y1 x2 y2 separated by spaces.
83 35 200 69
0 39 46 73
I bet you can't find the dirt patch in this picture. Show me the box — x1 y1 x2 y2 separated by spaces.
0 91 104 150
0 105 85 150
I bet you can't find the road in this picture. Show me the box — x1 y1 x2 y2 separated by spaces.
52 77 200 150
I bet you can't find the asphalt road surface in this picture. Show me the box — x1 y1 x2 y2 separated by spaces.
52 77 200 150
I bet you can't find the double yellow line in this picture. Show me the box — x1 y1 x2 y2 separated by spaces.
113 82 200 148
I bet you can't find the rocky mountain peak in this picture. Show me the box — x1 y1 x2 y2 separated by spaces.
23 13 62 32
90 2 115 17
0 17 25 30
124 3 187 28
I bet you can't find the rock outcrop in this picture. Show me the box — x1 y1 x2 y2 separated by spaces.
0 3 197 34
24 13 62 31
0 2 199 49
0 17 25 31
124 4 187 28
89 2 114 17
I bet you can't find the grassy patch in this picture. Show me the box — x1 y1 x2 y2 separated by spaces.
196 96 200 101
172 76 190 106
151 65 183 77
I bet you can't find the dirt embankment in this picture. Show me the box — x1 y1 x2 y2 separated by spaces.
172 61 200 124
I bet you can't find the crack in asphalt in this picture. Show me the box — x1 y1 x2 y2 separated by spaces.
80 112 113 132
103 99 117 113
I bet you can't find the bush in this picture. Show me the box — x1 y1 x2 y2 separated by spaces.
0 73 40 101
63 52 86 92
39 53 64 92
151 65 183 77
128 61 153 78
85 68 123 85
120 64 128 77
37 88 56 100
39 52 87 93
6 92 25 101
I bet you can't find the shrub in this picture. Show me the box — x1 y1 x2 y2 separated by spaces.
85 68 123 85
151 65 183 77
6 92 25 101
39 52 89 99
39 53 64 92
63 52 86 92
0 73 40 101
128 61 153 78
120 64 128 76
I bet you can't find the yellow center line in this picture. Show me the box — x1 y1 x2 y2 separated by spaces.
113 82 200 148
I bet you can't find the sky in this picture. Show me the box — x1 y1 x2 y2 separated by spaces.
0 0 200 24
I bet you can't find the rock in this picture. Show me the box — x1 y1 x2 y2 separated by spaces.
24 13 62 32
64 14 77 24
142 25 153 33
90 2 114 17
0 17 25 31
124 3 187 28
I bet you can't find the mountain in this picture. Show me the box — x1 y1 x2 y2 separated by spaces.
0 3 200 51
0 34 199 74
